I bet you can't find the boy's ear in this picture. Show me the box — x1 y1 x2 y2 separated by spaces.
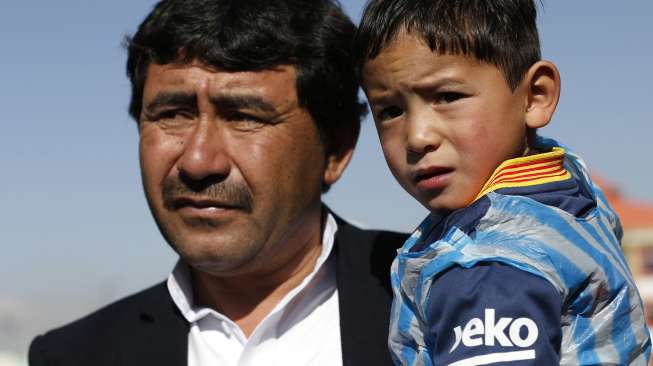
523 60 561 129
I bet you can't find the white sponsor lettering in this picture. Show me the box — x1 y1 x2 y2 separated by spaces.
484 309 512 347
449 309 538 353
462 318 484 347
509 317 539 347
447 350 536 366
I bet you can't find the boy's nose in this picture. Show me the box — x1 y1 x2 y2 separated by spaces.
405 114 441 155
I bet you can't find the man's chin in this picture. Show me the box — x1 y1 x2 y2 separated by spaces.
185 255 263 278
170 238 262 276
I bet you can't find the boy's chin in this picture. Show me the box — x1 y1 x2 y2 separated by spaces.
426 206 456 218
419 195 474 217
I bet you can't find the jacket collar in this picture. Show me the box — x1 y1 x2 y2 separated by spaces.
123 283 189 366
332 212 400 366
475 147 571 201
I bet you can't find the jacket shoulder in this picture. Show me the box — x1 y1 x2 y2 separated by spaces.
336 218 407 270
334 215 408 251
29 282 170 365
331 215 409 365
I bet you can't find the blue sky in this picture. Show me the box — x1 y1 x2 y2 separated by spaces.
1 0 652 358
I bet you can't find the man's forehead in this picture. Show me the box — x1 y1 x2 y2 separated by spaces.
144 63 297 91
141 63 303 117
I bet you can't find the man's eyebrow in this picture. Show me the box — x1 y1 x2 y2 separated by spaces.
210 94 277 113
144 92 197 113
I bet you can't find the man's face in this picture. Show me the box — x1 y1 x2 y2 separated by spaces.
139 63 330 276
362 33 529 215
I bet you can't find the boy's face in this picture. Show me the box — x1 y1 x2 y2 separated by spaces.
362 33 529 214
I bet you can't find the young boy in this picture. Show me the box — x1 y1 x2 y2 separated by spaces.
355 1 650 365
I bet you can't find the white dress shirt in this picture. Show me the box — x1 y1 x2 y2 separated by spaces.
167 214 342 366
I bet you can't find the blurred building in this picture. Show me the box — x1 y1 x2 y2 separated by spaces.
0 352 25 366
595 176 653 338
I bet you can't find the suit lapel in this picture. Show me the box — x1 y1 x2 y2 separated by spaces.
121 283 189 366
334 219 398 366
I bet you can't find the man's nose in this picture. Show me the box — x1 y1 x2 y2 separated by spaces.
405 111 442 156
178 118 231 181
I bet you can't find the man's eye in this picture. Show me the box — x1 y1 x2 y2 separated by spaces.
149 109 192 121
376 106 403 122
437 92 465 104
227 112 267 124
158 110 182 120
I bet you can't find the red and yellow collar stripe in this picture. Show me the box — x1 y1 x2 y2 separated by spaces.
474 147 571 201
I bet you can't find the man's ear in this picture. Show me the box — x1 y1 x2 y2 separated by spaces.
523 60 561 129
322 123 360 187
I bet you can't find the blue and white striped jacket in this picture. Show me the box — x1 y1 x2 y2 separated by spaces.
389 137 651 365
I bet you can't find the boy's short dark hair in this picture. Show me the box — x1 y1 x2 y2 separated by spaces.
354 0 541 90
126 0 365 152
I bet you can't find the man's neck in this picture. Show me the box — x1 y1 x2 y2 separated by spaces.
190 211 326 338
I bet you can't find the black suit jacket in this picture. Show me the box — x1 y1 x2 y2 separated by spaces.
29 218 407 366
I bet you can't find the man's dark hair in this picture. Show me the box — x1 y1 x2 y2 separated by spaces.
126 0 365 152
354 0 542 90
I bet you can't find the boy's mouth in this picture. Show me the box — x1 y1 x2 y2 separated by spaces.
413 166 455 191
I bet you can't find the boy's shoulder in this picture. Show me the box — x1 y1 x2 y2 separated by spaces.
398 139 627 297
411 168 597 254
400 144 620 297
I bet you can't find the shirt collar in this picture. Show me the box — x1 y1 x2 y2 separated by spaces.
167 212 339 324
474 147 571 201
402 147 572 253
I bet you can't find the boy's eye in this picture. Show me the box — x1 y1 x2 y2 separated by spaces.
436 92 465 104
376 106 404 122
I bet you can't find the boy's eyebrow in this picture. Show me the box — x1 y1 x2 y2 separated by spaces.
367 78 468 106
364 85 400 104
412 77 467 90
366 93 398 107
144 91 197 113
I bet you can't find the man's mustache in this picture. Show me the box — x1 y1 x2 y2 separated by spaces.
162 177 254 212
